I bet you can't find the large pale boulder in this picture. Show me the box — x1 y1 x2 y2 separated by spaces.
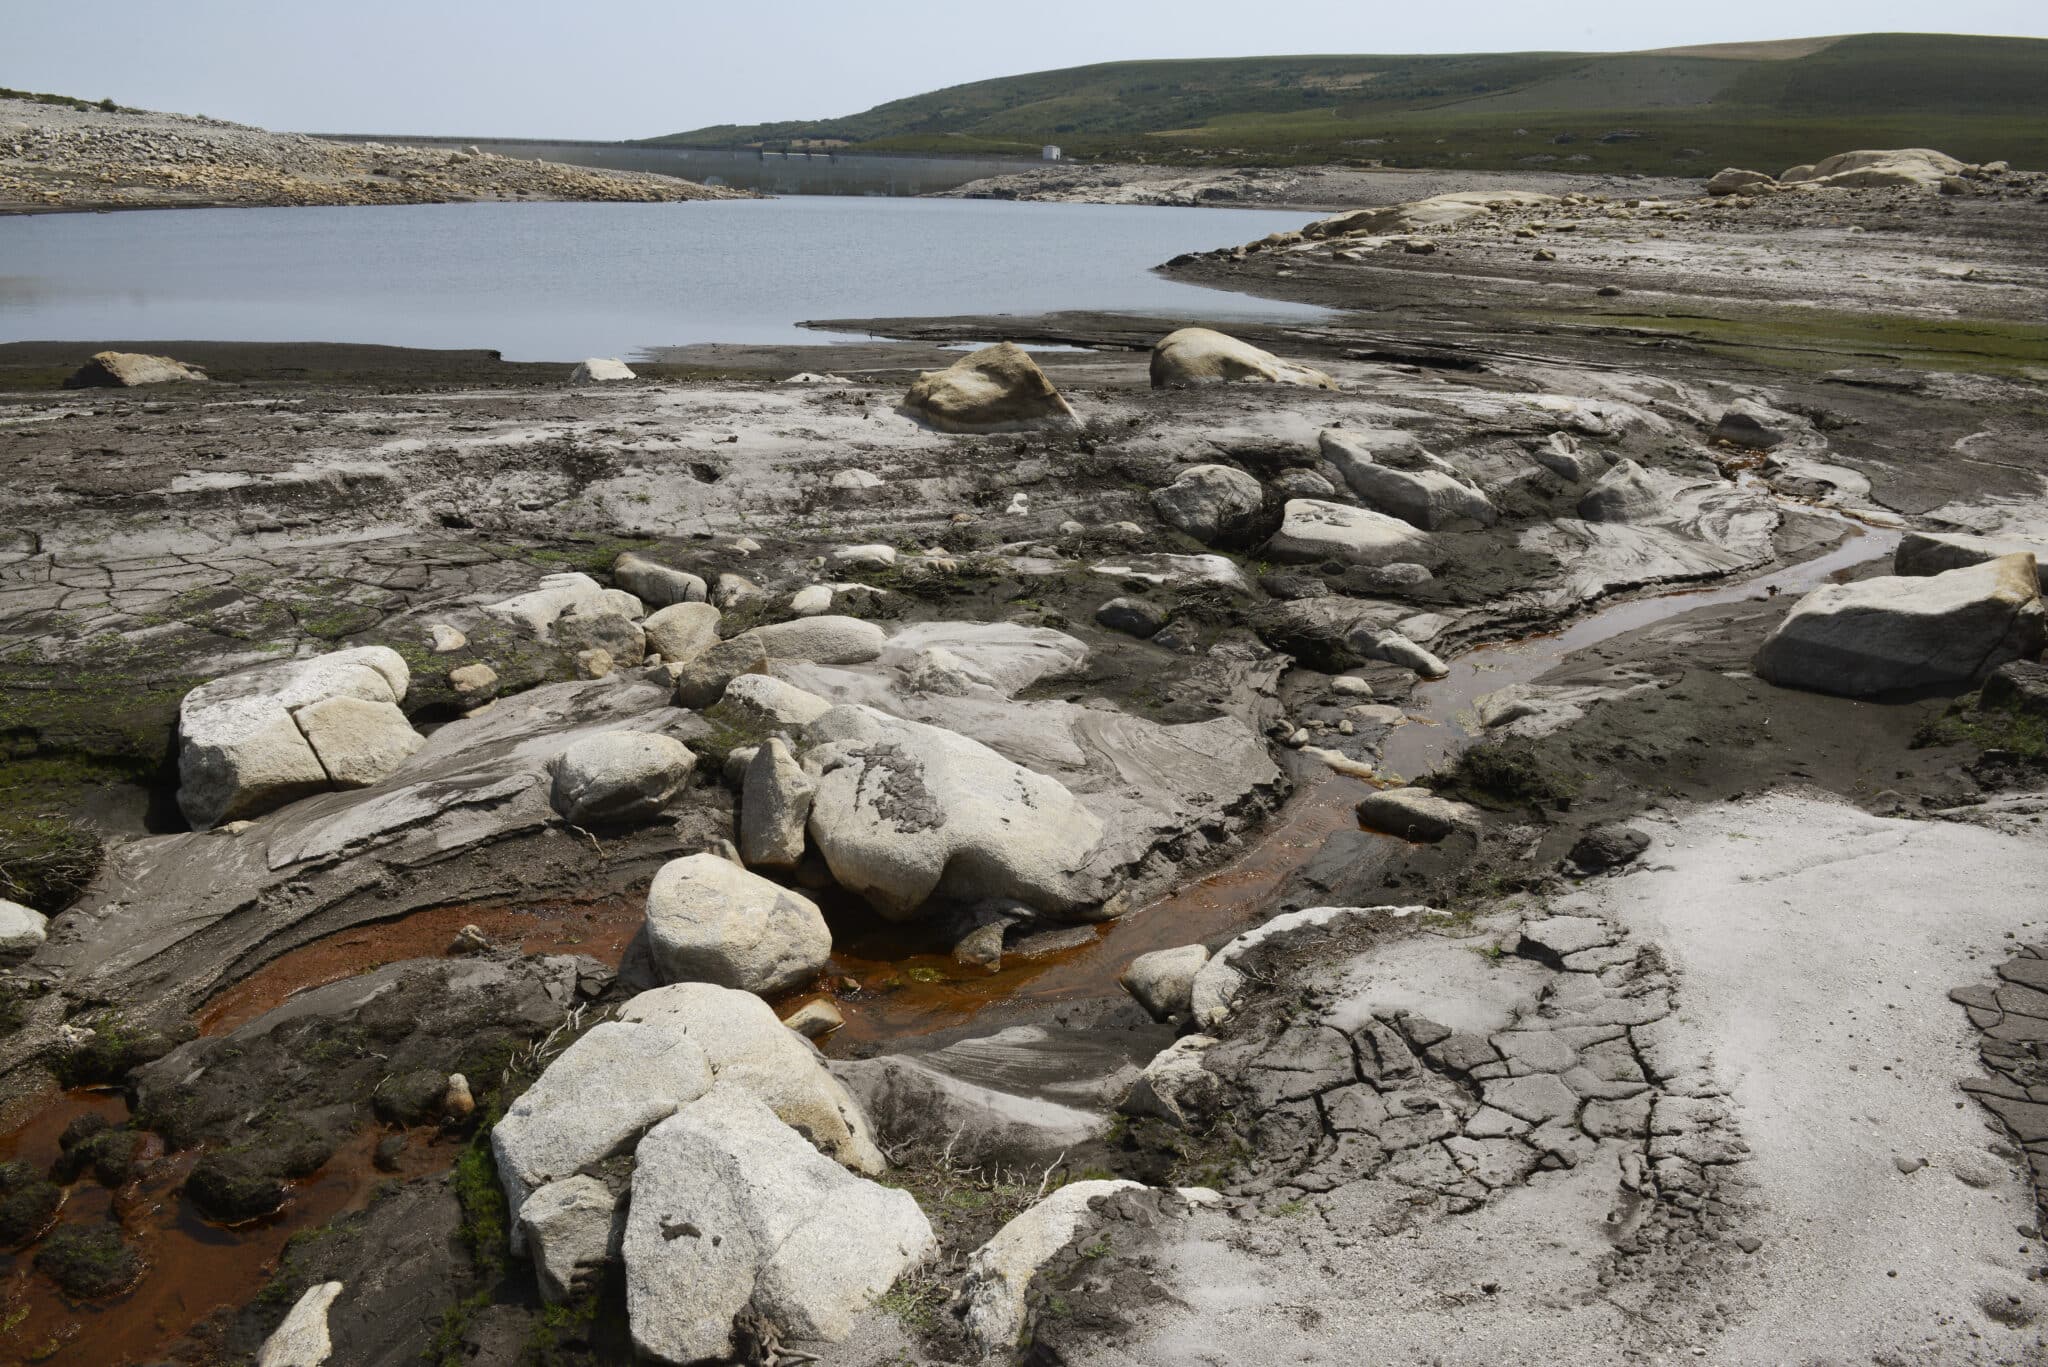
614 553 708 609
1896 530 2048 590
877 621 1089 697
0 899 49 958
1754 554 2046 696
803 705 1105 919
623 1085 934 1364
176 646 417 829
255 1280 343 1367
65 350 207 387
1150 464 1266 544
645 853 831 995
641 602 722 663
491 1021 715 1244
547 732 696 826
735 616 887 665
961 1180 1144 1354
1264 499 1430 567
617 983 884 1174
718 674 833 729
1119 1034 1225 1128
740 738 814 870
902 342 1077 433
1120 944 1209 1022
1148 328 1336 390
1781 148 1965 190
1355 786 1482 841
570 357 635 382
1320 430 1495 530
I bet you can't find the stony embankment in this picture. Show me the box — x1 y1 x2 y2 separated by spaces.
0 97 749 212
3 162 2048 1365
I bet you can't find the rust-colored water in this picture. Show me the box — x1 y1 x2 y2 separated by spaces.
0 1089 450 1367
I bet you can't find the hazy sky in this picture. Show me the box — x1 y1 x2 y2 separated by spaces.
8 1 2044 140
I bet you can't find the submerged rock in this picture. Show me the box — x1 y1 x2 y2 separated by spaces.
1755 555 2045 696
1149 327 1337 390
901 342 1077 433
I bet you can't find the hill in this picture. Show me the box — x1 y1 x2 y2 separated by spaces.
643 32 2048 174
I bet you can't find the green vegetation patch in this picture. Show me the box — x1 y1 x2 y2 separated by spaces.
1549 308 2048 378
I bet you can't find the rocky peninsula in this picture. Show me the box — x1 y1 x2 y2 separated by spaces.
1 146 2047 1367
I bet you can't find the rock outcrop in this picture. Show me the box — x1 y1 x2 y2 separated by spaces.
1781 148 1965 190
569 358 635 382
176 646 420 829
1754 554 2046 696
643 853 830 995
1895 530 2048 590
901 342 1077 433
1148 328 1337 390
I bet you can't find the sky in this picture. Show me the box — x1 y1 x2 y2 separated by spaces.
7 0 2045 140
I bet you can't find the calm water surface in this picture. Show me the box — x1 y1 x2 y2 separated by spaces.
0 196 1327 360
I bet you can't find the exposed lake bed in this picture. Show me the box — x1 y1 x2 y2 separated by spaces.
4 153 2048 1367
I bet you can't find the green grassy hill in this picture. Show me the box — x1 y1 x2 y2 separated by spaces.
644 33 2048 174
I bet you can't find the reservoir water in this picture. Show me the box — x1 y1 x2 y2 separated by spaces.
0 196 1328 361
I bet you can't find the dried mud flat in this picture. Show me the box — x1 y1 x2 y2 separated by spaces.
1 173 2047 1367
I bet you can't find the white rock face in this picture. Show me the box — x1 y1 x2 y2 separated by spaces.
68 351 208 387
482 572 610 637
491 1021 716 1240
1149 464 1265 544
519 1174 624 1304
719 674 833 729
614 553 708 609
877 622 1088 697
1264 499 1431 567
1120 944 1209 1021
547 732 696 826
290 696 424 788
961 1180 1144 1354
428 623 467 653
1148 328 1336 390
0 899 49 957
1755 555 2046 697
623 1085 934 1364
1191 905 1423 1027
789 584 833 616
738 616 887 665
1355 786 1483 841
1120 1034 1224 1127
255 1280 344 1367
804 704 1105 919
1320 430 1496 530
617 983 885 1175
641 602 722 665
176 645 418 829
645 853 831 995
830 467 884 492
740 738 814 870
570 357 636 382
1896 530 2048 590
